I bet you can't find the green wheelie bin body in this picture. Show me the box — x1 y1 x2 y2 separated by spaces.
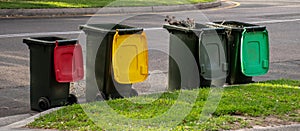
80 24 141 102
23 37 77 111
163 23 227 90
210 21 269 84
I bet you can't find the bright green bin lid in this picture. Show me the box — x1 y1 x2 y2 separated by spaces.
241 29 269 76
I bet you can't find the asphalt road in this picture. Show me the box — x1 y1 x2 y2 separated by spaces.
0 0 299 123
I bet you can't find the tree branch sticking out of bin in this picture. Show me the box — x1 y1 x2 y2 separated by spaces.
164 15 196 29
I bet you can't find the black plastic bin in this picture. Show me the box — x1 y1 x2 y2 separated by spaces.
23 37 78 111
163 23 228 90
80 24 141 102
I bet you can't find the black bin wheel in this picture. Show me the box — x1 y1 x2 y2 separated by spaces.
200 76 212 87
95 92 107 101
38 97 50 111
67 94 78 105
130 89 138 97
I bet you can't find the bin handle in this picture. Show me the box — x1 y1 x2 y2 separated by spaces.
244 26 266 32
79 25 109 33
55 39 78 46
116 28 143 35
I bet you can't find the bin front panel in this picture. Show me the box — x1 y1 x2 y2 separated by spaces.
241 30 269 76
54 43 84 83
199 32 227 80
168 31 200 90
85 33 109 101
112 31 148 84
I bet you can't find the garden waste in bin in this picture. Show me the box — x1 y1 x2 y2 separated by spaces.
23 37 84 111
163 23 228 90
80 24 148 102
208 21 269 84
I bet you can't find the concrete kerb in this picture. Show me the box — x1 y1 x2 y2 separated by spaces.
0 114 34 127
1 107 62 130
0 0 221 17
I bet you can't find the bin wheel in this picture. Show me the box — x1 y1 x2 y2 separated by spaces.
67 94 78 105
200 76 212 87
228 75 253 85
130 89 138 97
228 79 235 85
201 78 226 87
211 79 226 87
96 92 107 101
38 97 50 111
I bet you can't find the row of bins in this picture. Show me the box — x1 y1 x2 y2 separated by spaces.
164 21 269 90
24 24 150 108
77 21 269 97
23 21 269 110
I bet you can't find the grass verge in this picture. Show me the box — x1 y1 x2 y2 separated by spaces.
27 79 300 130
0 0 215 9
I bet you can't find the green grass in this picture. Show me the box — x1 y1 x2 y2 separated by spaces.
27 79 300 131
0 0 215 9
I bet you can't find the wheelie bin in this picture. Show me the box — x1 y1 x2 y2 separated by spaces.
163 23 228 90
208 21 269 84
23 37 84 111
80 24 148 102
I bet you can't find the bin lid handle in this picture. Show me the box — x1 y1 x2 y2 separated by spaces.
55 39 78 46
116 28 143 35
244 26 266 32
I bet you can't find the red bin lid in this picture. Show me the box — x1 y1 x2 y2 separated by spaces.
54 41 84 83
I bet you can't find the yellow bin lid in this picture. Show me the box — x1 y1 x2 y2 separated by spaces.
112 30 148 84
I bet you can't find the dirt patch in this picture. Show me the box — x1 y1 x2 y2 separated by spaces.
233 115 300 129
